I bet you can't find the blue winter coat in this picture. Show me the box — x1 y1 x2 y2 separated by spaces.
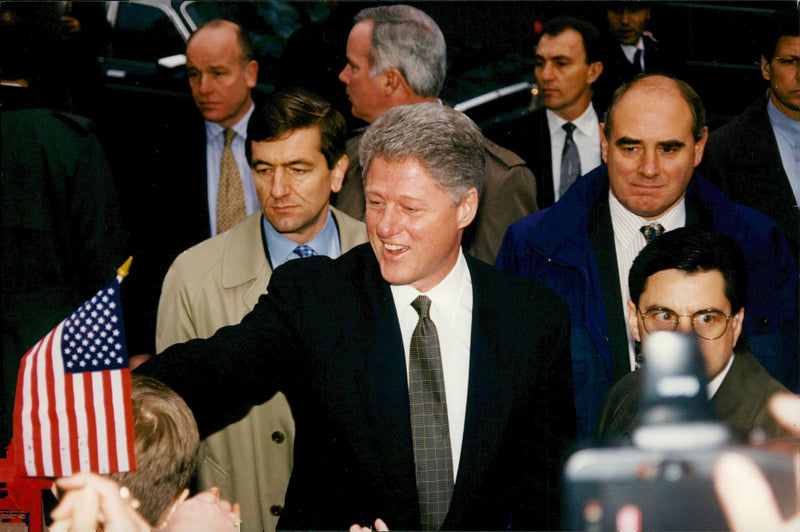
497 164 798 437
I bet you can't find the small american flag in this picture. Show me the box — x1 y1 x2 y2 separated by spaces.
13 279 136 477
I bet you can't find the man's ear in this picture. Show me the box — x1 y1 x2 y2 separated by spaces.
693 126 709 168
587 61 604 85
600 123 609 163
330 154 349 193
731 307 745 348
627 300 642 343
245 60 259 89
760 54 772 82
383 68 403 96
456 188 479 230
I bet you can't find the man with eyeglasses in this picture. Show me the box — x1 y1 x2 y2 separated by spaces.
497 73 798 437
595 227 793 440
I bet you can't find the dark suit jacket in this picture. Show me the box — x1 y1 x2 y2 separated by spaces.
483 108 556 208
139 244 576 530
594 34 684 114
595 351 793 440
122 108 214 353
700 95 799 259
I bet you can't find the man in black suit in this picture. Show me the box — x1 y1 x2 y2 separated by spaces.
700 7 799 259
124 19 261 353
138 103 576 531
594 2 683 113
484 16 604 209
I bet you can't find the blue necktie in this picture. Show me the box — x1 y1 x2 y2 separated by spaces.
293 244 317 258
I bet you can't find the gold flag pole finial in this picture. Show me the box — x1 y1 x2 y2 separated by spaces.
116 256 133 283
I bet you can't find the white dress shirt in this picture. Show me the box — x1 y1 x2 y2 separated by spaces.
707 354 735 399
609 193 686 369
547 105 602 200
391 251 472 476
620 39 645 70
205 103 260 236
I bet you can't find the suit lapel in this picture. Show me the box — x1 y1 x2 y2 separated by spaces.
536 110 556 208
356 258 420 521
588 195 629 381
448 258 514 523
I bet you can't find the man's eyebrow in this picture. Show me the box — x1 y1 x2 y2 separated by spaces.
284 158 314 166
643 304 676 312
535 54 570 62
252 158 315 167
659 140 686 150
614 136 641 146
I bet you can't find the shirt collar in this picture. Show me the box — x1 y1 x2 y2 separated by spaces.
620 40 644 63
205 101 255 139
767 96 800 146
391 250 469 324
608 192 686 252
262 208 338 268
546 103 599 137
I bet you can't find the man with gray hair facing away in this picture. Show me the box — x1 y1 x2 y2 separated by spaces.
336 5 539 264
138 103 575 531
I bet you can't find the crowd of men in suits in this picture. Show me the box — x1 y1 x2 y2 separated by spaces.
2 1 799 530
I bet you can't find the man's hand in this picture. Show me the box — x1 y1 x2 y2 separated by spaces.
349 518 389 531
51 473 150 532
164 487 242 532
713 393 800 531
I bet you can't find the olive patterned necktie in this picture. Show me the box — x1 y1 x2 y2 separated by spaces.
408 295 454 530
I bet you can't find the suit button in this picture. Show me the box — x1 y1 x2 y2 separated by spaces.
270 504 283 516
761 317 770 328
272 431 285 444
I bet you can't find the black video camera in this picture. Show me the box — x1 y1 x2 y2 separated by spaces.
563 332 798 530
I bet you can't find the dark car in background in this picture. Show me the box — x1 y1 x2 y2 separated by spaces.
444 1 790 130
98 0 789 133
